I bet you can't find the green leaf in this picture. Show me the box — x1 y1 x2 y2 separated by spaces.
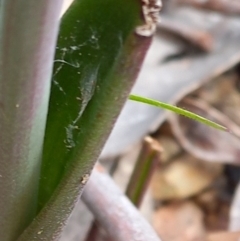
18 0 152 240
0 1 62 240
129 94 228 132
38 0 145 211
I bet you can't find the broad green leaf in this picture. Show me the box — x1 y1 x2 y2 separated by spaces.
18 0 152 239
38 0 145 210
129 94 228 132
0 1 62 240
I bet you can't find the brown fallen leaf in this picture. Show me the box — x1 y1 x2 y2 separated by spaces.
151 154 222 200
207 231 240 241
153 201 206 241
156 136 182 163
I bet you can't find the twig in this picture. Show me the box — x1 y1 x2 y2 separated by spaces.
82 164 162 241
126 136 162 207
84 136 161 241
84 156 121 241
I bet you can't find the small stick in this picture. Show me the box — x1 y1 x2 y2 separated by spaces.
84 157 121 241
125 136 162 207
84 138 162 241
82 164 162 241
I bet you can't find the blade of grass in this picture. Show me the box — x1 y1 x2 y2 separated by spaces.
129 94 228 132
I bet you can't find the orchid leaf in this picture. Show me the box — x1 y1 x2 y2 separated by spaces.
18 0 153 239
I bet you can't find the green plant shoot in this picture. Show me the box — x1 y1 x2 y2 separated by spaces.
129 94 228 132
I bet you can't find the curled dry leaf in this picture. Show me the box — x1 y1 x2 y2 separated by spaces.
168 98 240 164
196 72 240 127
